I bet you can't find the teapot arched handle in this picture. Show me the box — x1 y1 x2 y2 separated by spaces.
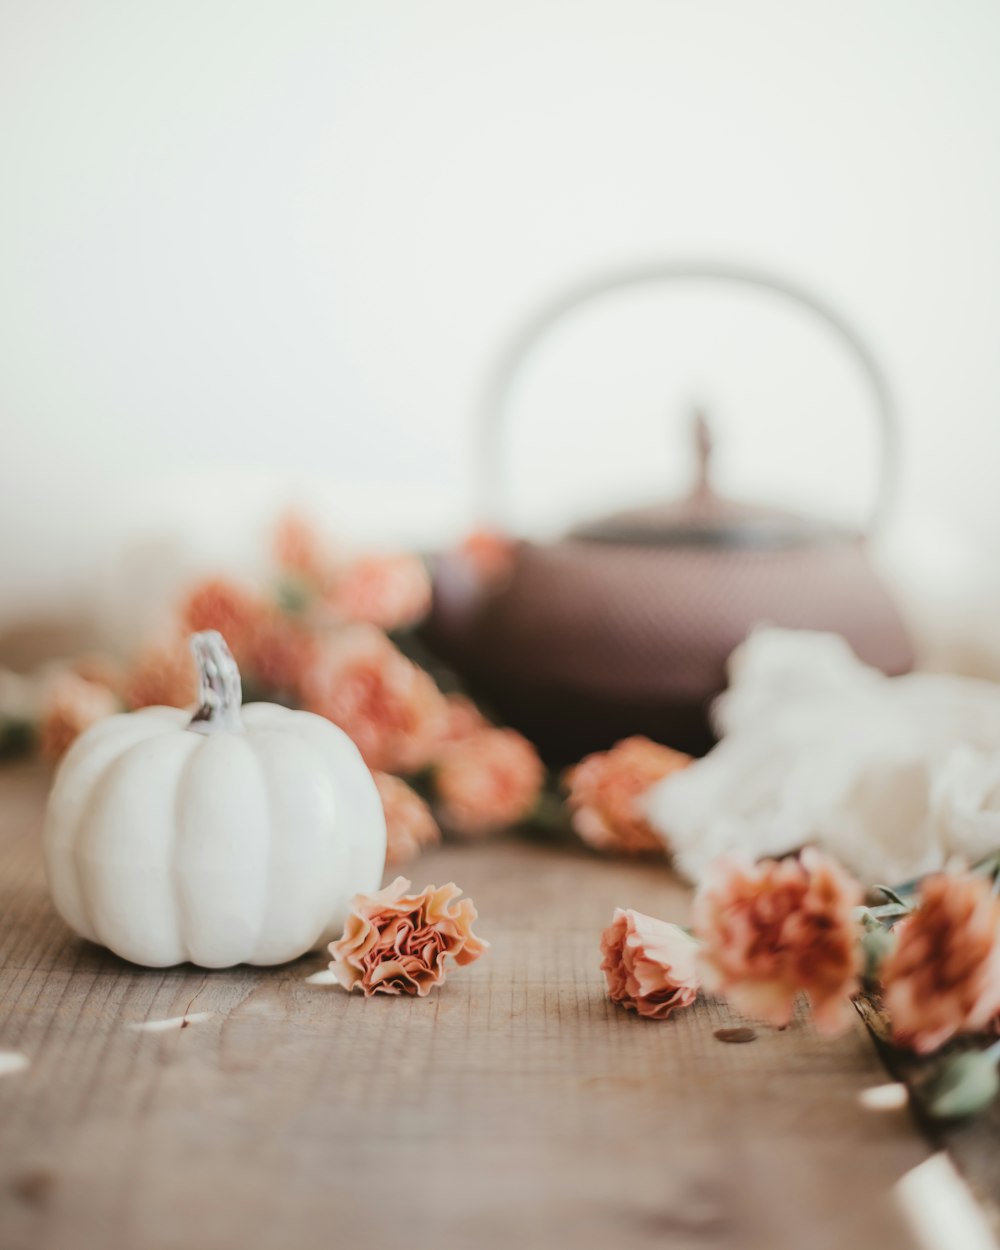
479 262 899 535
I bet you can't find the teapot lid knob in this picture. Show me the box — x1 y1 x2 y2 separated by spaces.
691 408 714 498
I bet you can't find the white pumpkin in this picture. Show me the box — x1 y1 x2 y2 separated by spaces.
43 631 386 968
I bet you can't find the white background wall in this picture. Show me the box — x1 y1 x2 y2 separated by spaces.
2 1 1000 659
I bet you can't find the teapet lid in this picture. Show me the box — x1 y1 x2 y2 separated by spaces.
567 414 853 550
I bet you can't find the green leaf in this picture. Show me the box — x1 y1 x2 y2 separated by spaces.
274 576 314 616
873 884 910 908
860 926 897 981
927 1051 1000 1120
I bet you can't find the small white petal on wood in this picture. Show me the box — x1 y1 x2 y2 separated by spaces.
859 1082 909 1111
303 968 339 986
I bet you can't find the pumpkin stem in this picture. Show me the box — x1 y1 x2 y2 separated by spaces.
188 631 244 734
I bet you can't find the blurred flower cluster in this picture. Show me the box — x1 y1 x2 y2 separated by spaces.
0 512 701 868
600 848 1000 1120
600 848 863 1033
0 514 557 866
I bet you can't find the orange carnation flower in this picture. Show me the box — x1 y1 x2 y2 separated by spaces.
329 877 487 997
301 626 446 774
882 873 1000 1054
325 553 432 633
39 672 119 760
433 727 543 836
123 637 197 710
373 771 442 866
434 693 490 750
693 849 862 1034
178 577 270 668
458 529 517 584
273 510 331 588
564 736 691 855
600 908 700 1020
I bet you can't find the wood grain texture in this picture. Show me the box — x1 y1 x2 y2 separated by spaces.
0 760 932 1250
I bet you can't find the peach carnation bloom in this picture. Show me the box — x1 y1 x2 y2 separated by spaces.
373 771 442 866
301 626 446 774
693 848 863 1034
459 529 517 584
123 637 197 710
179 577 270 667
273 510 331 587
600 908 700 1020
329 876 487 997
181 576 317 698
39 672 119 760
564 736 692 855
70 653 123 692
326 553 432 633
244 615 317 698
433 727 544 836
882 873 1000 1054
436 693 490 748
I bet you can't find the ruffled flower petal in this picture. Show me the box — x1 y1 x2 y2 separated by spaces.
564 737 691 855
328 877 488 998
693 848 862 1034
433 728 543 836
882 872 1000 1053
600 908 700 1021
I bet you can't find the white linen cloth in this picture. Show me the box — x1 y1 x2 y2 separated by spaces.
643 628 1000 885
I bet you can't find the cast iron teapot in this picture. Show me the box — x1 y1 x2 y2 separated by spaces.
424 263 914 765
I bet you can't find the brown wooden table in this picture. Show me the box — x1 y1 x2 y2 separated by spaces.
0 760 947 1249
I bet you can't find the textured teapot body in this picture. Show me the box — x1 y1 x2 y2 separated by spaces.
428 261 914 762
426 535 913 764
